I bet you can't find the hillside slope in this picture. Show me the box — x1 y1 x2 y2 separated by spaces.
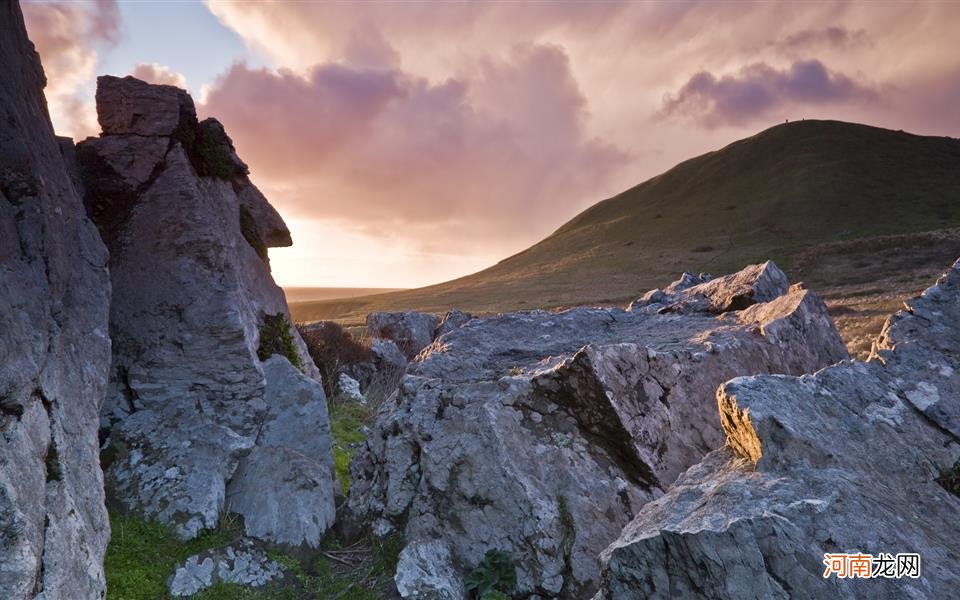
291 120 960 346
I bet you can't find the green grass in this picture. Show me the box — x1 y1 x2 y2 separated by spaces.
105 512 241 600
266 535 403 600
105 510 403 600
328 401 374 494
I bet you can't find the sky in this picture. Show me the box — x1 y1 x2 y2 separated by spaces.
21 0 960 288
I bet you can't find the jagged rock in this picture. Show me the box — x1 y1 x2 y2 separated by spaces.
595 258 960 599
78 77 333 545
629 260 787 314
96 74 195 136
337 373 366 404
226 356 336 547
395 541 466 600
168 539 288 597
0 4 111 598
367 311 440 360
435 309 474 338
348 262 847 598
342 338 409 406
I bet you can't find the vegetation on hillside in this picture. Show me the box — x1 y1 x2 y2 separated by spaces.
290 121 960 344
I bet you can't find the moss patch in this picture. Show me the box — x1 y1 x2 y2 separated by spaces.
257 314 303 371
328 400 374 495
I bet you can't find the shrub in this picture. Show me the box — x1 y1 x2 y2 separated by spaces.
298 322 372 397
465 550 516 599
258 314 303 370
240 205 268 262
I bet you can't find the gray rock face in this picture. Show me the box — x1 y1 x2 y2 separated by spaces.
336 373 366 404
78 76 333 546
342 338 409 406
0 4 111 599
628 260 787 314
348 263 848 598
596 258 960 599
96 74 195 136
226 356 336 547
168 539 287 597
367 311 440 360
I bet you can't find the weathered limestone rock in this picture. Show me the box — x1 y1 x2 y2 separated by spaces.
336 373 366 404
78 76 333 546
349 262 848 598
168 539 288 597
95 74 195 136
342 338 409 406
628 260 787 314
225 356 336 547
596 258 960 599
367 311 440 360
0 4 111 598
435 309 474 338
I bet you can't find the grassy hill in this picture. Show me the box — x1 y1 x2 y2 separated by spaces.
290 120 960 355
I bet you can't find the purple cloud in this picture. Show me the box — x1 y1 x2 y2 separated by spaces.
661 59 878 127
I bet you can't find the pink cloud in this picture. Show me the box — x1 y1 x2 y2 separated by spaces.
201 43 630 253
22 0 119 139
131 63 187 88
661 59 879 128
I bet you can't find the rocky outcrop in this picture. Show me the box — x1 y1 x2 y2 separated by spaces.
168 539 288 597
0 4 111 598
596 258 960 598
78 76 334 546
348 262 848 598
342 338 408 406
367 311 440 360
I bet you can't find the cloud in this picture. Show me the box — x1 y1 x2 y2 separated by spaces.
772 27 871 52
201 43 629 254
22 0 120 139
131 63 187 88
661 59 879 128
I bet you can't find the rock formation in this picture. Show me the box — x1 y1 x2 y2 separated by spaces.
348 262 848 598
76 76 335 547
367 311 441 361
595 258 960 598
168 539 288 597
0 4 111 598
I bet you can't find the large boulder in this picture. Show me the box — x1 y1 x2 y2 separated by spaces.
348 262 848 598
367 311 440 360
78 76 334 546
0 4 111 598
595 258 960 598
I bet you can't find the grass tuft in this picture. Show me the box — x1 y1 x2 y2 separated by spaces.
328 400 375 495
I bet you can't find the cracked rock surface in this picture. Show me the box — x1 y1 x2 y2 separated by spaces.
348 262 848 598
595 258 960 599
78 75 334 546
0 4 111 598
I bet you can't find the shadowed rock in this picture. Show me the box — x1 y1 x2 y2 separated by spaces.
367 311 440 360
0 4 111 597
595 258 960 599
348 262 847 598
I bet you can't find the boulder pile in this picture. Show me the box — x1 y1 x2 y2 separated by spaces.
595 259 960 598
348 262 849 598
